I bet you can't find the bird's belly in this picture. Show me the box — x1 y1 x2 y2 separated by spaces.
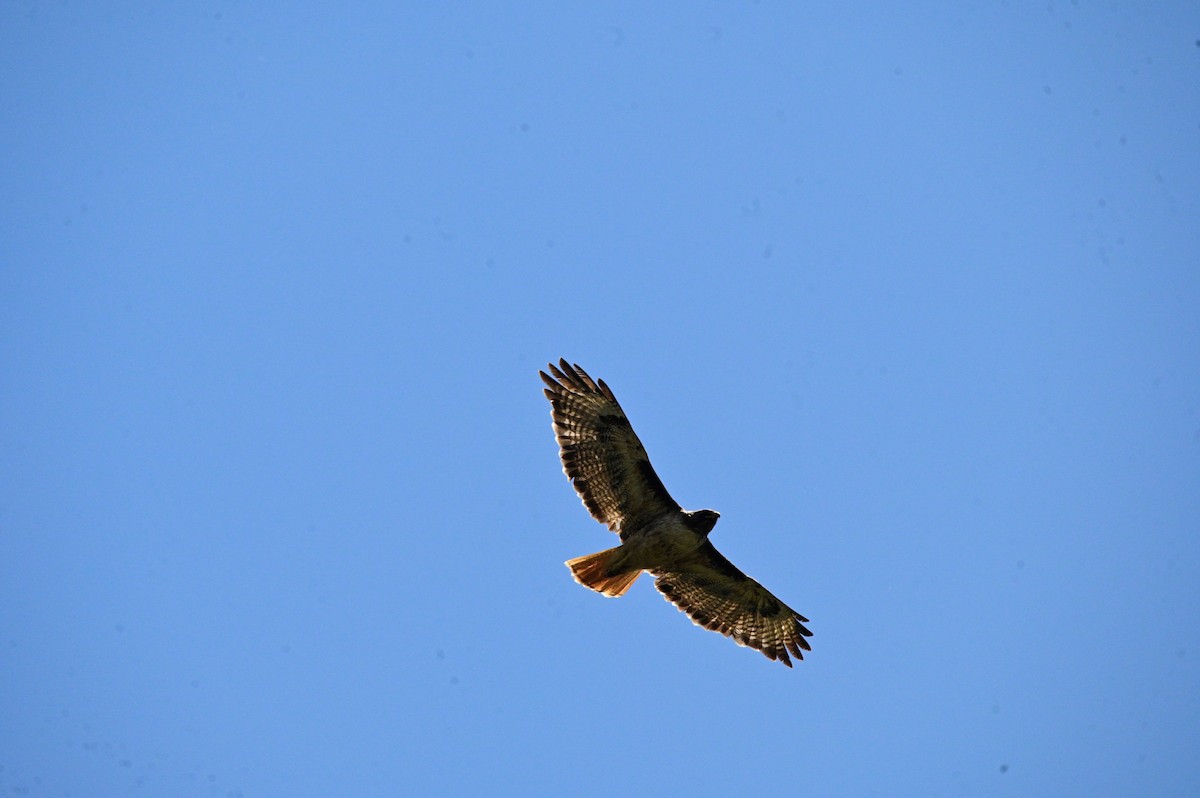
621 519 705 569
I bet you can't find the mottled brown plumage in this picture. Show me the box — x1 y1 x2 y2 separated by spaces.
541 359 813 667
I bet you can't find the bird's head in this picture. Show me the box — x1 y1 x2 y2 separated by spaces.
687 509 720 536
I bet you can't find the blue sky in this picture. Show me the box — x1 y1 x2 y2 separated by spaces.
2 3 1198 796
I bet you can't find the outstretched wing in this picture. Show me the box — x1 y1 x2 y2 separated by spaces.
540 359 681 535
653 541 813 667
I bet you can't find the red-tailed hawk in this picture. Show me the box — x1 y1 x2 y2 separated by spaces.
541 359 813 667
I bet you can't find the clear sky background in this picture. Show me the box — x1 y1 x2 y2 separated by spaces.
2 3 1198 796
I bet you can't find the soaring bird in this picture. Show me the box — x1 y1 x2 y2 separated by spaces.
541 359 812 667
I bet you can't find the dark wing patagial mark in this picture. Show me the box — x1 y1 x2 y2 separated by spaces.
540 359 681 535
652 541 813 667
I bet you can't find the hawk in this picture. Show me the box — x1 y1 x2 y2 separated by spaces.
541 359 813 667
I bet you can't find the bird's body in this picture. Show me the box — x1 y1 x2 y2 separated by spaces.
619 510 717 569
541 359 813 667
